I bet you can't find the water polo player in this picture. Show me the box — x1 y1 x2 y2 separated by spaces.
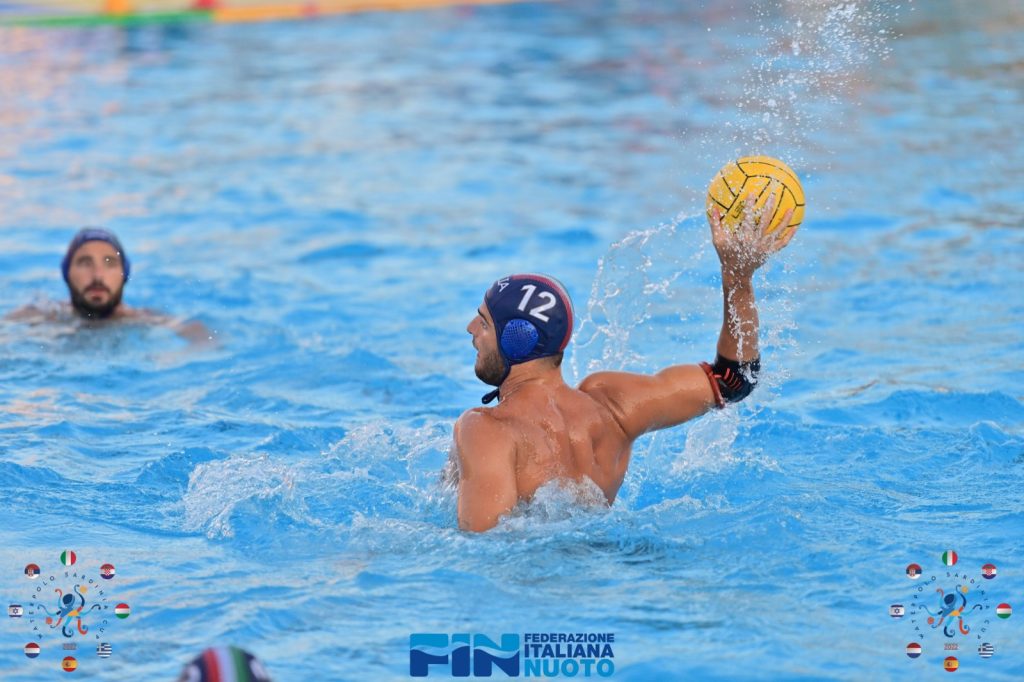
452 193 797 532
6 227 212 343
62 227 132 319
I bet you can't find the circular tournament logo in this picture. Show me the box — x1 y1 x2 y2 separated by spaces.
8 550 131 674
893 550 1013 673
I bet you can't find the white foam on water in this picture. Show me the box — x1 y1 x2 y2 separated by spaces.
180 420 453 539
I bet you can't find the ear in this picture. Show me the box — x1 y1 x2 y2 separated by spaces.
499 319 539 360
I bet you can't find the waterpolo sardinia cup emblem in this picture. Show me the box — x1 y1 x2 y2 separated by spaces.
8 550 130 673
894 549 1013 672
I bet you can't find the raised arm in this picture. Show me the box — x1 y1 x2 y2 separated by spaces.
712 191 794 362
453 410 518 532
700 192 795 405
581 191 795 439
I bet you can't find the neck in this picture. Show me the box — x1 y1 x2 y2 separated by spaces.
497 361 565 401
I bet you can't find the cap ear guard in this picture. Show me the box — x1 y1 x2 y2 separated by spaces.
500 318 539 360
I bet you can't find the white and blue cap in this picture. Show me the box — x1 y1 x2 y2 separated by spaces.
481 273 574 404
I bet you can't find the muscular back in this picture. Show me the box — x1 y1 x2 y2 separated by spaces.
490 381 632 504
453 364 716 531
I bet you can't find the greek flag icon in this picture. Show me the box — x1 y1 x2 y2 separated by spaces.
97 643 112 658
978 642 994 659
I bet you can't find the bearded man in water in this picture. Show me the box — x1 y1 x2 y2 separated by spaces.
6 227 211 343
452 194 796 532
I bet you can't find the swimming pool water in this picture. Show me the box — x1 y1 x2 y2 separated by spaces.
1 1 1022 679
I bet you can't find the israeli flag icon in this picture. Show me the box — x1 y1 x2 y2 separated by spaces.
889 604 905 618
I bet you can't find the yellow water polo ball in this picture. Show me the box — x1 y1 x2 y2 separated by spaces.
707 155 805 237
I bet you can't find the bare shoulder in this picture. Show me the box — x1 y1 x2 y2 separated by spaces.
455 408 514 452
453 407 520 532
579 365 716 439
119 306 165 322
5 303 63 323
577 371 645 435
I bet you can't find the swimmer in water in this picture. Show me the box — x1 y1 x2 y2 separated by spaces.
450 193 797 531
6 227 212 343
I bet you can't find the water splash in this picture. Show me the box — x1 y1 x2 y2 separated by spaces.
567 204 798 504
569 212 713 381
181 421 453 540
694 0 908 179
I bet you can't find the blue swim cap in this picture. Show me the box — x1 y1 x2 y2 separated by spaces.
481 273 574 403
61 227 130 284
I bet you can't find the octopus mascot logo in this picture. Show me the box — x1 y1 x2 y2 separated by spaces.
894 549 1013 672
7 550 131 674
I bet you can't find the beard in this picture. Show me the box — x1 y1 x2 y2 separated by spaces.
474 346 507 386
69 283 123 319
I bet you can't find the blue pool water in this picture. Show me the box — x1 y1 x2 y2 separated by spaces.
1 1 1023 679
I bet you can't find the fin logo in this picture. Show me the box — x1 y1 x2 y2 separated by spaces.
410 633 520 677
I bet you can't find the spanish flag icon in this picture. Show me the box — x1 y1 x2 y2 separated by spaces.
944 656 959 672
62 655 78 671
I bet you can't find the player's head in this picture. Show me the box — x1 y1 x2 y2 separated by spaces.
61 227 130 318
468 273 574 403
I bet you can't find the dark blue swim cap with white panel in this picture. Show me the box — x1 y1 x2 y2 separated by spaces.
481 273 574 404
